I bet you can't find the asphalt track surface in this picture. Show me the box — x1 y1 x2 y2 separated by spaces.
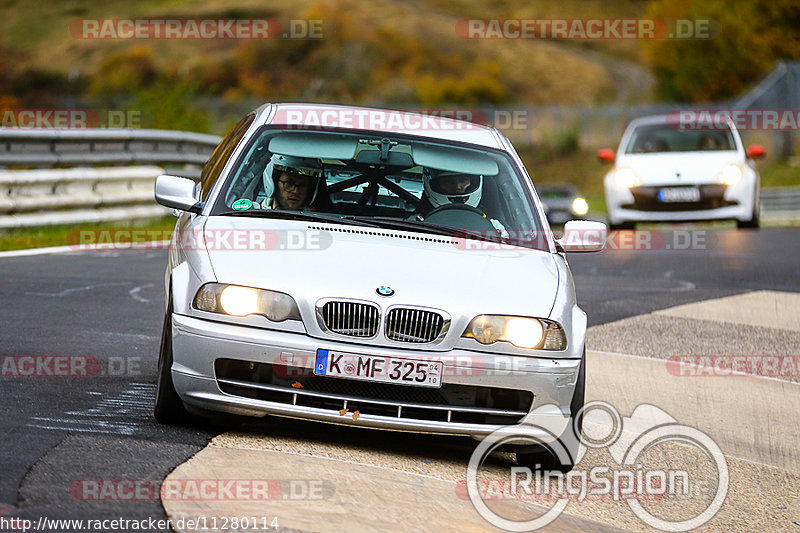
1 227 799 529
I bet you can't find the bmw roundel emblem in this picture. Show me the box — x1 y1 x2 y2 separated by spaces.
376 286 395 297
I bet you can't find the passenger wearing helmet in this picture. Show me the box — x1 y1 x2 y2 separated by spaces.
261 154 323 211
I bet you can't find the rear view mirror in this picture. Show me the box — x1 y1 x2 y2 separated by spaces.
355 150 414 168
557 220 606 252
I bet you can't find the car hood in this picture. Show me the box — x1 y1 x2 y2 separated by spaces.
618 151 742 185
202 216 560 321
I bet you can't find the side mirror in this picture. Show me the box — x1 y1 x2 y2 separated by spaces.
556 220 606 252
746 144 765 159
597 148 615 163
155 175 202 214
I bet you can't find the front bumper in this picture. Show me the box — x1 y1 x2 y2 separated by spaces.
171 313 581 441
606 182 755 224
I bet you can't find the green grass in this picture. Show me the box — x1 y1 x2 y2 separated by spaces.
760 159 800 188
0 216 178 252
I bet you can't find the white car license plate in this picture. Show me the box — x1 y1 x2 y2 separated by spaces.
314 349 443 388
658 187 701 203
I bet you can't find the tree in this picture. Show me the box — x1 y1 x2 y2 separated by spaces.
641 0 800 102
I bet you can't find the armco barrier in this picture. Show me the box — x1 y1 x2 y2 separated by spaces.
0 166 169 229
0 128 220 228
0 128 221 168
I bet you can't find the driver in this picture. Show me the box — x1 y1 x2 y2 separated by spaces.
415 168 507 236
415 168 482 216
261 154 323 211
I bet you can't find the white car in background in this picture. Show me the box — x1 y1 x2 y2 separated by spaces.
599 114 764 230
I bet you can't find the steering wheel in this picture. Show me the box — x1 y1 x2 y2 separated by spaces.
423 203 496 231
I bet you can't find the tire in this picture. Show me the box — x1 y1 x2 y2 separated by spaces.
737 198 760 230
154 297 189 424
516 349 586 474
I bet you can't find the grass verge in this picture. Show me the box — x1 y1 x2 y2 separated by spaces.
0 216 177 252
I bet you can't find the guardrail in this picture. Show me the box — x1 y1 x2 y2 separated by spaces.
761 187 800 211
0 128 221 229
0 128 221 168
760 186 800 224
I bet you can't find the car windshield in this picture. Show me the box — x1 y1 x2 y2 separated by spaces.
625 124 737 154
211 127 548 250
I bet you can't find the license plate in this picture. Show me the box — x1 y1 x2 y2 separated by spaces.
314 349 443 388
658 187 701 203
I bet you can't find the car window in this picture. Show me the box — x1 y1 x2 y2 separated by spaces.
199 113 255 200
212 127 548 250
625 124 736 154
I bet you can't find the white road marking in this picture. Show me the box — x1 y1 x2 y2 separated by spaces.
24 281 129 297
129 283 154 303
27 382 155 436
0 241 170 259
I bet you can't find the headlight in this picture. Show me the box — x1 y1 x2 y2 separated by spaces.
571 197 589 216
718 164 743 186
613 168 639 188
193 283 301 322
220 286 259 316
463 315 567 350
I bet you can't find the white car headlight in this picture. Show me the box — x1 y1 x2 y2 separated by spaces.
613 168 639 188
571 197 589 216
718 164 743 186
193 283 301 322
463 315 567 350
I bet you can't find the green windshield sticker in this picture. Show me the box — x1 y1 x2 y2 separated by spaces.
231 199 252 210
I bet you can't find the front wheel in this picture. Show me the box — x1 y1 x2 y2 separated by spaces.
737 198 760 229
154 299 189 424
516 349 586 474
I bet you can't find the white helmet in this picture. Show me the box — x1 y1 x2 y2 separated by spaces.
263 153 323 203
422 168 482 208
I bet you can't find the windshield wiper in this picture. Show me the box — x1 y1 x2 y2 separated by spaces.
343 216 503 243
217 210 379 227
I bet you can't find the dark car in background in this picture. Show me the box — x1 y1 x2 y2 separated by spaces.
537 183 589 225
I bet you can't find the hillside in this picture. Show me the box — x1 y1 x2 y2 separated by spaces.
1 0 655 125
